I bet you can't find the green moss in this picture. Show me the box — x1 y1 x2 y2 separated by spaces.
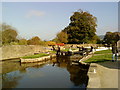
22 53 49 59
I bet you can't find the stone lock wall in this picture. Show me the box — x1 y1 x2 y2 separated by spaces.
1 45 50 60
0 44 103 60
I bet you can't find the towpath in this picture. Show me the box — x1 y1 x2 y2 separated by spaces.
87 55 120 89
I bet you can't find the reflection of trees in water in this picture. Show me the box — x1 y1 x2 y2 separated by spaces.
67 64 89 87
52 56 71 67
2 56 89 88
2 60 21 74
2 73 22 88
55 56 89 88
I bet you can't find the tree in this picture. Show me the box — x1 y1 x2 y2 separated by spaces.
63 9 98 44
27 36 41 45
19 39 27 45
46 41 56 46
52 37 60 43
103 32 120 45
2 23 18 45
56 31 68 43
53 31 68 43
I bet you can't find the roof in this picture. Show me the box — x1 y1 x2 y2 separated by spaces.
56 43 65 46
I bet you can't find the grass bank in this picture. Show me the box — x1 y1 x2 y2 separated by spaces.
84 50 112 63
94 49 112 54
21 53 49 59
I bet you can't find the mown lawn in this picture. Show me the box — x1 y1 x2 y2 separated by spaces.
84 49 112 63
84 54 112 63
22 53 49 59
94 49 112 54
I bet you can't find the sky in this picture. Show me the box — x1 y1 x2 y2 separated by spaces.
2 1 118 40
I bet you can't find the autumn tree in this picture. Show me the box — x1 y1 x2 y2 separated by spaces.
19 39 27 45
56 31 68 43
52 38 59 43
46 41 56 46
27 36 41 45
2 23 18 45
63 10 98 44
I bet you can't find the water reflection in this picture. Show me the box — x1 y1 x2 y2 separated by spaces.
2 72 22 88
2 56 89 88
67 64 89 87
54 56 89 88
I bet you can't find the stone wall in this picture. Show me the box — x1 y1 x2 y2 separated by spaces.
1 45 50 60
1 44 103 60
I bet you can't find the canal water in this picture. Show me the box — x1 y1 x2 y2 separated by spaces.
2 56 89 89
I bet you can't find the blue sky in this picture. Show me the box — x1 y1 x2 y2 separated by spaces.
2 2 118 40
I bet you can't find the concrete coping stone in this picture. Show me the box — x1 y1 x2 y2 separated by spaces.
20 54 56 63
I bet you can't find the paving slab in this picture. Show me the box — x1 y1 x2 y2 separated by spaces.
87 61 119 89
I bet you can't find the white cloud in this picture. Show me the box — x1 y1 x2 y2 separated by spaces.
26 10 45 18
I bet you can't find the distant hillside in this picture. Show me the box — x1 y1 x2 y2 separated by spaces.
98 35 105 40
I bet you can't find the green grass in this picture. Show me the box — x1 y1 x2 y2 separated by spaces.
61 48 69 52
49 50 56 54
71 48 77 50
84 49 112 63
84 54 112 63
94 50 112 54
22 53 49 59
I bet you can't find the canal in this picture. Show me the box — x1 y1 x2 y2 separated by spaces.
2 56 89 89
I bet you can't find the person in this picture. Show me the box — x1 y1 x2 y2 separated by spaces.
70 45 73 48
76 46 81 51
57 46 60 52
90 46 94 52
81 46 85 56
56 46 61 55
52 45 56 51
81 46 84 51
112 43 118 62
